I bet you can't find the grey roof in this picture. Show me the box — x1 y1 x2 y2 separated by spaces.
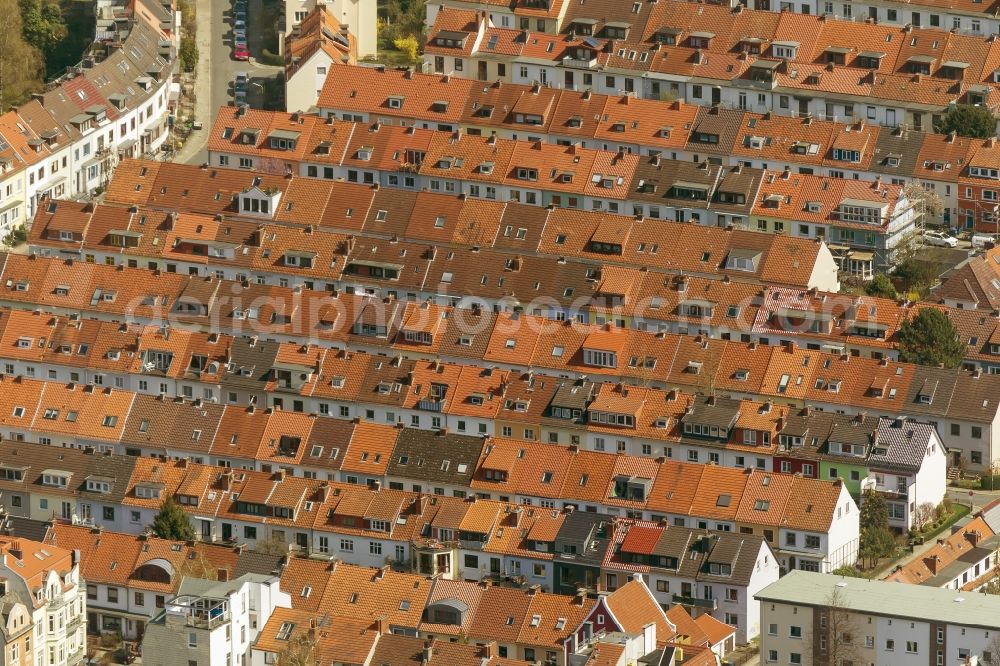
827 414 874 448
870 126 925 177
80 452 138 504
233 551 285 579
979 497 1000 534
553 511 613 567
386 429 486 486
548 379 595 411
223 337 280 391
870 417 937 472
683 395 741 430
756 570 1000 629
0 514 51 543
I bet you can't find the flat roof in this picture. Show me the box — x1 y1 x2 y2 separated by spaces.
755 571 1000 629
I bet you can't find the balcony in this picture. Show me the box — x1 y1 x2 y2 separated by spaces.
417 397 446 412
672 594 718 611
562 54 598 69
164 595 230 630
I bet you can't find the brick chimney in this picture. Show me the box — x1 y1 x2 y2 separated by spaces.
924 554 941 574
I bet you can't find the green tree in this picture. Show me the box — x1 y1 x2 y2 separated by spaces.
0 0 44 110
831 565 864 578
864 273 896 299
897 308 965 368
934 104 998 139
151 496 195 541
393 36 419 64
858 490 896 568
18 0 67 54
179 37 199 72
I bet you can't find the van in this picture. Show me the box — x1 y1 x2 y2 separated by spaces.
972 234 995 250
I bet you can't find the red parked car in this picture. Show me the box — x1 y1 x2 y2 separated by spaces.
233 45 249 61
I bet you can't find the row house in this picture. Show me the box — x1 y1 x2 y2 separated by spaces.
419 4 1000 134
201 108 915 268
0 439 858 576
602 520 780 643
0 10 175 237
313 65 1000 227
44 523 268 641
0 253 998 470
0 537 87 666
885 514 1000 590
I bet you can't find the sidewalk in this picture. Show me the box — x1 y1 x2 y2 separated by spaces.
173 0 214 164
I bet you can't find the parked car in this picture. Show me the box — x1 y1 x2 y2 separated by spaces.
234 72 248 93
234 9 247 21
233 45 249 60
235 90 248 106
234 35 247 48
924 230 958 248
234 19 246 31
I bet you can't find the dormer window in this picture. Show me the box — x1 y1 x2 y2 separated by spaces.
431 100 448 113
388 96 404 109
42 473 69 488
516 167 538 181
86 479 111 493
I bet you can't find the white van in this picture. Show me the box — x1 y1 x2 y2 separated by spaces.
972 234 995 250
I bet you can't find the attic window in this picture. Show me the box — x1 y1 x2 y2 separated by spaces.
716 494 731 507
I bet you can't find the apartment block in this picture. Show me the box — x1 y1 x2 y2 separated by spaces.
757 571 1000 666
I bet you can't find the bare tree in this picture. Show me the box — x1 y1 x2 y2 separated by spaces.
812 586 861 666
902 182 945 224
177 549 220 581
913 502 937 531
278 632 318 666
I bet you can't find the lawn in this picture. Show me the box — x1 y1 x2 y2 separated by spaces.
910 503 972 543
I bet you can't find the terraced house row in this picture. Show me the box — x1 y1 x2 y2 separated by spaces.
425 0 1000 52
419 0 1000 132
25 163 1000 371
0 0 177 239
0 438 838 642
0 244 996 467
313 65 1000 234
201 107 918 274
39 505 742 664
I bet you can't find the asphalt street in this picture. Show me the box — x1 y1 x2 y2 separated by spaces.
176 0 281 164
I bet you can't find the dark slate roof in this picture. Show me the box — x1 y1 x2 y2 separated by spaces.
683 395 741 430
871 417 936 472
0 514 51 543
553 511 613 568
623 524 767 587
548 379 595 411
386 429 486 486
222 337 280 392
79 451 138 504
826 414 875 448
233 550 286 579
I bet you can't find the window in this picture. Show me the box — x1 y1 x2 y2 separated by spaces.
790 626 802 639
906 641 918 653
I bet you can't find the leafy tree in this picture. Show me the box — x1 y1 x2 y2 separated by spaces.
393 36 419 63
859 490 896 568
934 104 998 139
19 0 67 55
864 273 896 299
179 37 198 72
0 0 44 110
897 308 965 368
151 496 195 541
831 565 864 578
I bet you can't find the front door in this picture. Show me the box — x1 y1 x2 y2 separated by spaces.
478 61 488 81
711 87 721 105
201 519 212 541
222 522 233 541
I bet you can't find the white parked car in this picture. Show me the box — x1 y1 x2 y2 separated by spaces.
924 230 958 248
